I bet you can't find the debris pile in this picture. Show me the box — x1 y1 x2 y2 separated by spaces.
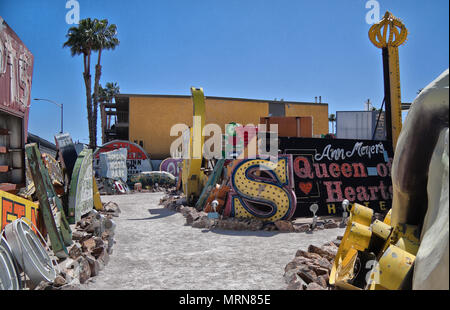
34 201 119 290
160 193 342 233
284 236 341 290
0 132 122 290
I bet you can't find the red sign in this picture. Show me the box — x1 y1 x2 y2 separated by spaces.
93 140 153 177
0 17 34 133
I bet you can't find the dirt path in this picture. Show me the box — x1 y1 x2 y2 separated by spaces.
84 192 344 290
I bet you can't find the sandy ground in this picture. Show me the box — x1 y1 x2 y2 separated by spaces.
84 192 344 290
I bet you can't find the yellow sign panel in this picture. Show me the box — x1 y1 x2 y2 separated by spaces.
0 190 39 232
182 87 207 202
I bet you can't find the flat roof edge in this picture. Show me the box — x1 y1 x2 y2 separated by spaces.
117 93 328 106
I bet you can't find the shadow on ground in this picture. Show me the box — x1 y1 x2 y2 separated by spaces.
127 208 176 221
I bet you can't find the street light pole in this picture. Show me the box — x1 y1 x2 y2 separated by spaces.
33 98 63 133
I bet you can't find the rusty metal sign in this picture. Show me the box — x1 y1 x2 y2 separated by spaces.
68 148 93 224
54 132 78 178
25 143 71 258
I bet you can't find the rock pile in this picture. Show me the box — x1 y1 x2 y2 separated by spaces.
284 236 342 290
34 201 120 290
160 193 342 233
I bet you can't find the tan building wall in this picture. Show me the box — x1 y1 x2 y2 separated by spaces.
128 95 328 159
285 103 329 136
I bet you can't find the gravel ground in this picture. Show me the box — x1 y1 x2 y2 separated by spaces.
84 192 344 290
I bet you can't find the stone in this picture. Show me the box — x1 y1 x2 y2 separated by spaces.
57 282 81 290
324 222 339 229
321 245 338 258
192 216 215 229
332 239 341 247
72 230 88 241
82 238 97 252
308 245 335 260
53 275 66 287
34 281 53 290
77 256 91 284
314 274 328 288
263 223 277 231
248 219 263 231
296 266 317 284
315 257 333 271
94 236 104 248
103 201 121 217
286 277 306 290
69 242 82 259
84 254 100 277
295 249 322 261
274 220 295 232
306 282 327 290
185 210 200 225
284 267 300 284
294 224 310 233
176 205 185 213
310 266 329 276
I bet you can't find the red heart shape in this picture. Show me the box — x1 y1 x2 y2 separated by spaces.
299 182 313 195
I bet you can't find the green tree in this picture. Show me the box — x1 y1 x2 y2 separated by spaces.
99 82 120 144
328 113 336 134
63 18 119 149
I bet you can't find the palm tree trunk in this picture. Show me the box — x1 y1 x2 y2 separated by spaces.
83 53 94 149
92 49 103 149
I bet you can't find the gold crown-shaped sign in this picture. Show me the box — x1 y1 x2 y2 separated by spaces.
369 11 408 48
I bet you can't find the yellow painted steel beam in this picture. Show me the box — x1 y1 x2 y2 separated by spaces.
369 11 407 150
181 87 207 202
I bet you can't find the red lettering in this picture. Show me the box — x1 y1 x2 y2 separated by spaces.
344 186 356 201
329 163 340 178
341 163 352 178
352 163 367 178
368 186 379 200
377 163 388 177
356 186 370 201
313 163 329 178
324 181 343 202
294 156 314 178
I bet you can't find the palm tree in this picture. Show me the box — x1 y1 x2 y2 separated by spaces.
63 18 97 148
99 82 120 144
328 113 336 134
63 18 119 149
92 20 120 148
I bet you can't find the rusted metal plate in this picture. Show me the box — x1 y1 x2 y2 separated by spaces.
68 148 93 224
25 143 71 258
41 153 64 186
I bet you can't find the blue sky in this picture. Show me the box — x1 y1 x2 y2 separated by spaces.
1 0 448 145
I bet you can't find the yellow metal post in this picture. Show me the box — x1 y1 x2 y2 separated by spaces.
369 11 408 150
181 87 207 202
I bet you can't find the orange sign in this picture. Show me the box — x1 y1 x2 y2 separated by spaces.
0 190 39 232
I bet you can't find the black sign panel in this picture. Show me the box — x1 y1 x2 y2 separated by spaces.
279 137 394 218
